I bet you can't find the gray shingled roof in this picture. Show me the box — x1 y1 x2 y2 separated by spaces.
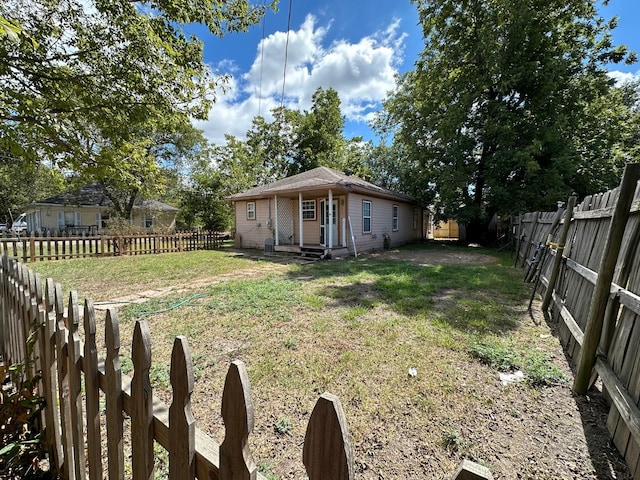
227 166 415 203
31 184 179 211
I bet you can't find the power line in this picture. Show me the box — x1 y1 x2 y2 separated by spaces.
280 0 293 111
258 0 267 117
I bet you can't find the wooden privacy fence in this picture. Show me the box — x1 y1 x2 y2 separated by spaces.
0 254 354 480
515 164 640 478
0 231 225 263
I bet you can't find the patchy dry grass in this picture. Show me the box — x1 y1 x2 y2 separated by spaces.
28 246 631 479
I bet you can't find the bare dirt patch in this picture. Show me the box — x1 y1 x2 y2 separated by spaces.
365 246 496 267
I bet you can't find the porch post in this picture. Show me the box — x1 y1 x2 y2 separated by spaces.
299 192 303 248
274 195 279 246
328 189 333 248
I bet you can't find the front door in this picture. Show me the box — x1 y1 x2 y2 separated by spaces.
320 199 338 247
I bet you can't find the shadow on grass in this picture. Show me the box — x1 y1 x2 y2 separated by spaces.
285 247 526 336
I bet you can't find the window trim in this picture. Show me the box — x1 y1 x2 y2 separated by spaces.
142 214 154 228
362 200 372 234
392 204 399 232
301 200 316 221
246 201 256 220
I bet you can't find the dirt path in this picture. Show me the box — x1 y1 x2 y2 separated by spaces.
94 259 292 310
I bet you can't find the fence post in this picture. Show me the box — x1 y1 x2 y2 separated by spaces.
53 283 74 480
41 277 62 469
574 163 640 395
30 235 36 262
303 392 354 480
132 320 155 480
169 336 196 480
542 196 576 311
105 309 125 480
220 360 257 480
67 292 87 480
83 299 102 480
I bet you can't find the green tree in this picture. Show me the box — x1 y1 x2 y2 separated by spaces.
1 0 272 211
179 159 233 231
379 0 636 241
294 87 346 174
0 159 66 223
246 109 303 180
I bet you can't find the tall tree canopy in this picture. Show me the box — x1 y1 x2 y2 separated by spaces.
379 0 637 241
1 0 272 217
294 87 346 175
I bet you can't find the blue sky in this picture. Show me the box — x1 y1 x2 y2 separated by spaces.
192 0 640 146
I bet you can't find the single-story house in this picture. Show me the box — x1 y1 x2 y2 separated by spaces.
23 184 179 234
227 166 425 257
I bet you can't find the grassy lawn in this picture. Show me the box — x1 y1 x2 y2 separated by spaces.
29 245 579 479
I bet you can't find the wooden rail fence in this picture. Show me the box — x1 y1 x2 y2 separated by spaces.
514 163 640 479
0 231 225 263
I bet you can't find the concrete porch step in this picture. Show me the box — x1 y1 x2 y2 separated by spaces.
300 246 328 260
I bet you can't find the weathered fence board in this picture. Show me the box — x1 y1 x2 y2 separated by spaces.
0 231 225 263
524 164 640 479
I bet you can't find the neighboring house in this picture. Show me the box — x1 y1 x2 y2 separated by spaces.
23 184 179 234
227 166 424 256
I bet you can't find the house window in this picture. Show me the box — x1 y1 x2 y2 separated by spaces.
363 200 372 233
413 208 418 230
392 205 399 231
100 213 110 229
302 200 316 220
58 211 79 228
142 215 154 228
247 202 256 220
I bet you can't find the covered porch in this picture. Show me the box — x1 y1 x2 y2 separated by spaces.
269 188 353 257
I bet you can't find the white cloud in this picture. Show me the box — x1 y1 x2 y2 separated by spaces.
197 14 406 145
607 70 640 85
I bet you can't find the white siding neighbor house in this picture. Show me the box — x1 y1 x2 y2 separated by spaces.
227 167 424 257
23 184 179 234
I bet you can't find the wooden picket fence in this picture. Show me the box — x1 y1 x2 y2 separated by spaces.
0 231 225 263
513 164 640 478
0 254 354 480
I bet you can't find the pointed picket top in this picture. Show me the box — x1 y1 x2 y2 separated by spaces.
104 309 124 480
169 336 195 480
44 278 55 314
132 320 154 480
67 291 80 360
303 392 354 480
29 269 43 304
83 299 102 480
54 283 64 326
220 360 257 480
105 309 121 366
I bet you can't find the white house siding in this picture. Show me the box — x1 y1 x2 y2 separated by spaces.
36 206 102 231
346 194 420 253
28 206 176 233
234 199 273 249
